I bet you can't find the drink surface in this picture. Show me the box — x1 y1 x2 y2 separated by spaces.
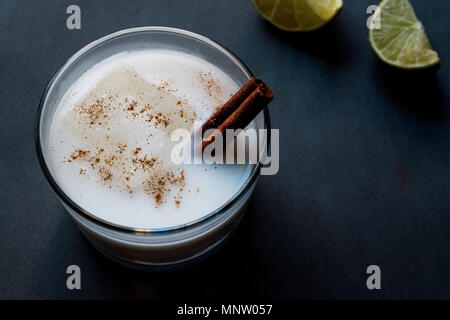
47 49 255 229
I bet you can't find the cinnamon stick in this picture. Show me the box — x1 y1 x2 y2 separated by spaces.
202 79 273 151
201 77 264 134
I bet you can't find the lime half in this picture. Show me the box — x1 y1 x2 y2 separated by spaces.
369 0 440 70
253 0 343 31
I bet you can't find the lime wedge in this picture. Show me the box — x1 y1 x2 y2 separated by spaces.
252 0 343 31
369 0 440 70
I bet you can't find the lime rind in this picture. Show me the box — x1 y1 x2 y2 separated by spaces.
369 0 440 70
253 0 343 32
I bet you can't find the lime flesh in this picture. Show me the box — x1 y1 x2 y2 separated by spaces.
253 0 344 31
369 0 440 70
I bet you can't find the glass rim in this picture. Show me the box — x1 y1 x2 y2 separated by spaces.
35 26 271 235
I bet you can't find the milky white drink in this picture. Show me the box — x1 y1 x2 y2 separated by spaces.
47 49 255 230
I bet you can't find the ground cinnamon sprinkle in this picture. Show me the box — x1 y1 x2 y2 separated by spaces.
154 112 170 127
65 74 203 208
144 169 185 207
157 79 178 93
79 98 110 125
157 80 169 90
71 149 90 160
117 143 127 154
126 100 138 111
133 147 142 155
123 100 175 128
140 103 152 114
99 167 113 181
198 71 223 103
67 142 186 207
134 154 158 170
174 193 182 208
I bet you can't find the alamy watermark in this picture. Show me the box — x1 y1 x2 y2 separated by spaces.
66 265 81 290
66 5 81 30
367 5 381 30
366 265 381 290
171 121 279 176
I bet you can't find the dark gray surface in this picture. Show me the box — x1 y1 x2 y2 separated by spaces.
1 0 449 299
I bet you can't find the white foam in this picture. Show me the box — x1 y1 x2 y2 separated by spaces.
47 50 255 229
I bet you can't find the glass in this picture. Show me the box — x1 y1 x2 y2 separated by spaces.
35 27 270 270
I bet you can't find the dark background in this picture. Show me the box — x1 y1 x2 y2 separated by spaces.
0 0 449 299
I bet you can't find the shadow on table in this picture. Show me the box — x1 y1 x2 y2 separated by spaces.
90 201 324 300
102 203 265 299
261 18 354 69
373 59 446 123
